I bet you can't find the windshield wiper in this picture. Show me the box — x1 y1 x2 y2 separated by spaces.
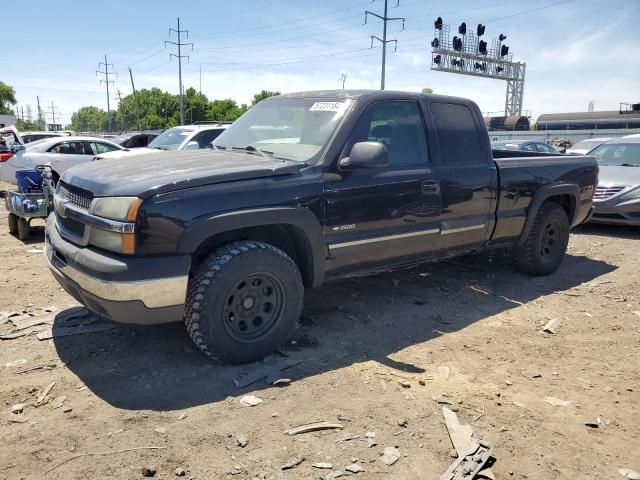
618 163 640 167
150 145 169 150
231 145 275 157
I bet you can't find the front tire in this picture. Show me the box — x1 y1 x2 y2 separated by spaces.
17 217 30 241
8 213 18 234
184 241 304 364
513 202 569 275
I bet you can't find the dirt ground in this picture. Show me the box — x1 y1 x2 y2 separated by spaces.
0 197 639 480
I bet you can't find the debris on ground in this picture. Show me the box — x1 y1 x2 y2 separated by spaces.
239 395 263 407
380 447 400 466
50 395 67 409
271 378 291 387
542 318 560 334
281 455 305 470
439 441 494 480
175 467 186 476
5 358 27 368
11 403 26 414
236 435 248 447
544 396 572 407
438 365 451 379
443 407 475 455
325 471 344 480
142 466 156 477
619 468 640 479
366 431 377 448
345 463 364 473
233 359 303 388
312 462 333 469
284 421 343 436
35 381 56 406
398 380 411 388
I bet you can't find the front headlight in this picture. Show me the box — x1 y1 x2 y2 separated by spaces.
91 197 142 222
621 187 640 200
89 228 136 254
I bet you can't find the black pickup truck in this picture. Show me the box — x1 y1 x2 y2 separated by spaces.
45 90 597 363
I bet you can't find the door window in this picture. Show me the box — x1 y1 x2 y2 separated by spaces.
191 129 224 149
49 141 90 155
521 143 536 152
349 101 429 166
90 142 119 154
535 142 555 153
430 103 485 165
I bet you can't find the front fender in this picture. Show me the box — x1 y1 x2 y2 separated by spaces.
177 206 326 287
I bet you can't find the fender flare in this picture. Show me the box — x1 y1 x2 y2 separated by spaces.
516 183 579 248
177 207 326 287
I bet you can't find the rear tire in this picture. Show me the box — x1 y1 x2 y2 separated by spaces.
8 213 18 234
184 241 304 364
513 202 569 275
17 217 30 241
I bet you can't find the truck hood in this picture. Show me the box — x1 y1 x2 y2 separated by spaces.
598 165 640 187
62 149 304 198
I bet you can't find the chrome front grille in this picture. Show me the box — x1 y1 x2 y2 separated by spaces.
594 185 625 200
57 182 93 211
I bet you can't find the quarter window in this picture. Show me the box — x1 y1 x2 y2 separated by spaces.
50 141 90 155
430 103 484 165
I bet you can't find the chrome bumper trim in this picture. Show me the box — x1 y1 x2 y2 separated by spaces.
45 241 187 309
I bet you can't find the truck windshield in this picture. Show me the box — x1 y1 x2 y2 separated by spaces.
213 97 353 163
148 127 194 150
590 143 640 166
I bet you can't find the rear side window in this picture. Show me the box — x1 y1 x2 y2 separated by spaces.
192 129 224 148
430 103 485 165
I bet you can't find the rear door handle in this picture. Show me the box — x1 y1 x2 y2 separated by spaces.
421 180 440 195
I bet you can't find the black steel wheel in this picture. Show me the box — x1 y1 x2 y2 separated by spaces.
184 241 304 364
513 202 570 276
223 273 285 343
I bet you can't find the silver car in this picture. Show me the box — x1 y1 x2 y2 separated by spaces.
590 137 640 226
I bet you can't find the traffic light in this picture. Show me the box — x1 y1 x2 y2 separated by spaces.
458 22 466 35
478 40 487 55
431 38 440 49
435 17 443 30
477 24 485 36
500 45 509 57
453 36 463 52
434 54 442 65
499 34 507 42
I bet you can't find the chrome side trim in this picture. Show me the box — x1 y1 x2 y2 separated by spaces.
45 241 187 309
441 224 486 235
54 194 135 234
329 228 440 250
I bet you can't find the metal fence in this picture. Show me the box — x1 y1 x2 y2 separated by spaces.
487 128 640 144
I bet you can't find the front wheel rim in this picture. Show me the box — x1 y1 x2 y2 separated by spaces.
222 272 285 343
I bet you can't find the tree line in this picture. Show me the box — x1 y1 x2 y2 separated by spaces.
69 88 280 133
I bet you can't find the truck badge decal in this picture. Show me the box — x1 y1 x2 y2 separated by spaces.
332 224 356 231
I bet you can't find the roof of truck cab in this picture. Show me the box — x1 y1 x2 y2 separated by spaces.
276 89 474 104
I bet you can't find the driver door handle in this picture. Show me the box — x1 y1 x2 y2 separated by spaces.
421 180 440 195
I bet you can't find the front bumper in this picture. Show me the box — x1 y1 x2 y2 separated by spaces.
45 214 190 324
590 198 640 227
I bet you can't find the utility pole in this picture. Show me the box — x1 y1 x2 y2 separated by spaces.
36 96 45 130
97 54 116 132
199 64 202 95
340 73 348 89
117 89 124 132
165 17 193 125
128 68 142 131
365 0 405 90
47 101 58 126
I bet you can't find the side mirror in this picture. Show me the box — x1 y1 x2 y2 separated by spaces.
339 141 389 170
185 141 200 150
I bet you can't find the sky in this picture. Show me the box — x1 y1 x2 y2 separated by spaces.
3 0 639 126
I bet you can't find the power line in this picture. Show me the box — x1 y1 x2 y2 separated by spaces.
366 0 406 90
97 54 116 132
165 17 193 125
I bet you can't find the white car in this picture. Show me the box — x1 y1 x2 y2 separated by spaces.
566 137 613 155
0 136 124 184
93 123 230 162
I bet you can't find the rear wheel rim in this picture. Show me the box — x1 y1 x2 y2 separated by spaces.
540 218 562 261
222 272 285 343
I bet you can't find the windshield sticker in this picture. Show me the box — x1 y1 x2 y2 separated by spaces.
309 102 346 112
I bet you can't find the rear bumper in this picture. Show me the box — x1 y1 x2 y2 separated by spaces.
45 214 190 324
